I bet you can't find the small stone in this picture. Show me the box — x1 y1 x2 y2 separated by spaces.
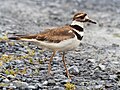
7 75 15 80
48 79 56 86
55 74 66 79
0 77 3 82
32 80 39 83
28 85 36 89
95 85 103 89
3 78 10 83
35 83 42 88
21 77 26 82
9 85 16 89
105 83 113 88
14 60 23 64
52 86 64 90
98 64 105 71
61 79 71 84
2 87 7 90
26 69 32 75
112 61 119 64
42 81 48 85
68 66 79 75
117 81 120 86
9 83 13 86
88 59 96 63
26 78 32 83
109 75 117 79
13 80 29 89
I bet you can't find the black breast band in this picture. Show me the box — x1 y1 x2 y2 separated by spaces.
70 25 83 31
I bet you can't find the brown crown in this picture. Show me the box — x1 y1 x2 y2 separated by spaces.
73 12 87 21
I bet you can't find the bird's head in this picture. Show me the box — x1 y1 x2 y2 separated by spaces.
73 12 96 24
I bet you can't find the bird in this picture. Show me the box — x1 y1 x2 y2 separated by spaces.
9 12 96 79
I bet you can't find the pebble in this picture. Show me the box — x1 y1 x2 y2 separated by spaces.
26 78 32 83
9 85 16 89
0 77 3 82
48 79 56 86
117 81 120 86
52 86 64 90
88 59 96 63
28 85 36 89
7 75 15 79
3 78 10 83
14 60 24 64
95 84 103 89
26 69 33 75
13 81 29 89
35 83 42 88
68 66 79 75
109 75 117 79
42 81 48 85
98 64 106 71
2 87 7 90
60 79 71 84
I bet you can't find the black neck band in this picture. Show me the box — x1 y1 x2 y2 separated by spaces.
70 25 83 31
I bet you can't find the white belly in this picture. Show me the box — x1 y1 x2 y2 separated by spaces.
27 36 81 51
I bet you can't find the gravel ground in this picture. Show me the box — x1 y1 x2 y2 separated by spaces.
0 0 120 90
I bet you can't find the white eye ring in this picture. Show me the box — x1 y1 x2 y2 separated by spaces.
85 16 89 19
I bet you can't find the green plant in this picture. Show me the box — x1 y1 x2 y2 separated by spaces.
0 32 8 41
65 82 76 90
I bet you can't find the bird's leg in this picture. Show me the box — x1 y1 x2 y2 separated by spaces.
62 52 70 79
48 50 56 74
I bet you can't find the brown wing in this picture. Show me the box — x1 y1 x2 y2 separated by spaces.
36 26 75 43
9 26 75 43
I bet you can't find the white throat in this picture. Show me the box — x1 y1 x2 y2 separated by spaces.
71 20 84 28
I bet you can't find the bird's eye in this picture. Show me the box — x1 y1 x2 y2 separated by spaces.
79 16 84 19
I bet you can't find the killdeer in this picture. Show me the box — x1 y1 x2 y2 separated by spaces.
9 12 96 78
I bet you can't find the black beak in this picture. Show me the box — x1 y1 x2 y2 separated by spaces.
86 19 97 24
85 16 96 24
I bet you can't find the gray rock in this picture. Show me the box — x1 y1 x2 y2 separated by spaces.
52 86 64 90
21 77 27 82
9 85 16 89
26 78 32 83
68 66 79 75
109 75 117 79
32 79 39 83
26 69 32 75
98 64 106 71
35 83 42 88
28 85 36 89
61 79 71 84
42 81 48 85
2 87 7 90
3 78 10 83
13 80 29 89
88 59 96 63
7 75 15 79
48 79 56 86
0 77 3 82
95 85 103 89
117 81 120 86
14 60 24 64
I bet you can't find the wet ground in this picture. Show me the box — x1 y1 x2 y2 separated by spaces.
0 0 120 90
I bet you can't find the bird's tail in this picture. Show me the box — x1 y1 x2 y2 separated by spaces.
8 34 37 41
8 36 21 40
